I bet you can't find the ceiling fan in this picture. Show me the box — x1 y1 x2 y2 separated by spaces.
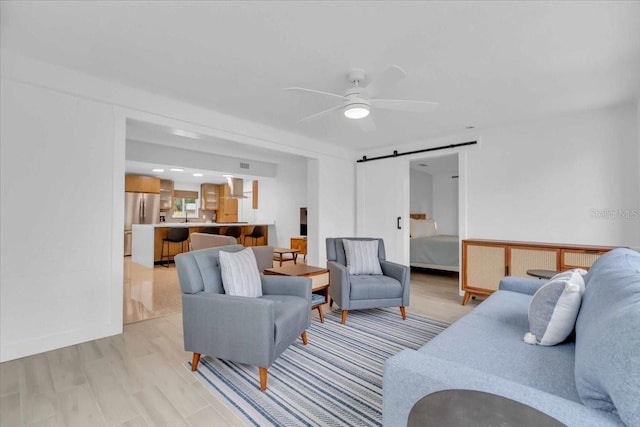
285 65 439 132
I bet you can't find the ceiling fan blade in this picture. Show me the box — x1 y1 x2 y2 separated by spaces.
297 104 343 123
370 65 407 95
284 87 347 101
371 98 439 113
356 115 377 132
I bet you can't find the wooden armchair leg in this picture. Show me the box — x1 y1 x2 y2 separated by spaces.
341 310 348 325
191 353 201 371
301 331 308 345
400 306 407 320
259 367 268 391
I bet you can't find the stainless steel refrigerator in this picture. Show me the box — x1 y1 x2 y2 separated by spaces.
124 192 160 256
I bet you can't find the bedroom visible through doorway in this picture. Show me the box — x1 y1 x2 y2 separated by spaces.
409 154 461 304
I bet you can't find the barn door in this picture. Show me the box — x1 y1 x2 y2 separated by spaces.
356 157 409 264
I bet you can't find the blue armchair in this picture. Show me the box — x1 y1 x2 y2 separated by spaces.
175 244 311 391
326 237 410 324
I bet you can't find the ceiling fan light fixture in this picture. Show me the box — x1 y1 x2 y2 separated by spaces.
344 104 370 119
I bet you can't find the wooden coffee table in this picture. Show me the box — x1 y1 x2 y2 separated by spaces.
263 264 329 323
272 247 301 266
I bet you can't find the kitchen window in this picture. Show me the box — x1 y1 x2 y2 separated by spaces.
173 189 199 220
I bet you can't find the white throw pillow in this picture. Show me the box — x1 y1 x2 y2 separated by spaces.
410 218 437 238
524 271 584 346
343 239 383 275
410 218 422 238
549 269 588 295
219 248 263 297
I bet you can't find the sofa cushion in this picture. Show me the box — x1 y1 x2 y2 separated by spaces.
418 290 582 403
343 239 383 275
219 247 263 297
575 248 640 426
349 274 402 300
524 271 584 346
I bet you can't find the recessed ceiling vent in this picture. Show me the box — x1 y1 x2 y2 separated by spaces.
240 162 250 169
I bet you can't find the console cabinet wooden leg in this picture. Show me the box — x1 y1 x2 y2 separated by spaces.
461 291 472 306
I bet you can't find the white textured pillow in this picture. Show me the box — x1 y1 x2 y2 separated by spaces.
410 218 437 238
524 271 584 346
343 239 383 275
410 218 423 238
219 248 263 297
549 269 588 294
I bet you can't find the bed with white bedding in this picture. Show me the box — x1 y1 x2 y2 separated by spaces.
409 215 460 272
410 234 459 271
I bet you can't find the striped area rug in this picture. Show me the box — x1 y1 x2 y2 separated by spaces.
186 308 449 426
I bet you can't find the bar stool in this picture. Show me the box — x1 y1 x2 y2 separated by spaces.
244 225 265 246
224 226 242 241
161 227 190 267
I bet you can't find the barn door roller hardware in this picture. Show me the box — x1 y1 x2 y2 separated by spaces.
357 140 477 163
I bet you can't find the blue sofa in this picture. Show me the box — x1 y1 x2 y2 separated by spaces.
383 248 640 426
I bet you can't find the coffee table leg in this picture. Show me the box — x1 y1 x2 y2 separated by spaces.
315 305 324 323
293 252 297 264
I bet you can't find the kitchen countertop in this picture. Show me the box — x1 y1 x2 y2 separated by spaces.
131 222 273 268
133 222 273 228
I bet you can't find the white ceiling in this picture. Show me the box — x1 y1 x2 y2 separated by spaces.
124 119 304 183
2 1 639 153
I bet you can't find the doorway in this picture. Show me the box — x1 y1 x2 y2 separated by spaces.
408 153 463 307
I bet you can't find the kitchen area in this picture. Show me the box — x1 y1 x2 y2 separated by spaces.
125 173 273 268
122 120 309 323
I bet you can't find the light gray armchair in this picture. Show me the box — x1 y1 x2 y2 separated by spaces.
175 244 311 391
326 237 410 324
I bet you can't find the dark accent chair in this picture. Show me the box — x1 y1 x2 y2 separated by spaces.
326 237 410 324
175 245 310 391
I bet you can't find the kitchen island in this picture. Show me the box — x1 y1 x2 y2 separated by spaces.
131 223 272 267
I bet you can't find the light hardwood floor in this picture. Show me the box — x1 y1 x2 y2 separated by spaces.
1 264 481 426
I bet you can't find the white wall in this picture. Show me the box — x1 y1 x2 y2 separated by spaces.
464 104 639 247
410 169 433 216
0 51 357 362
309 156 356 266
432 174 459 235
238 159 308 248
1 79 123 362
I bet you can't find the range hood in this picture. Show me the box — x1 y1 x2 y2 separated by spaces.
226 177 247 199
